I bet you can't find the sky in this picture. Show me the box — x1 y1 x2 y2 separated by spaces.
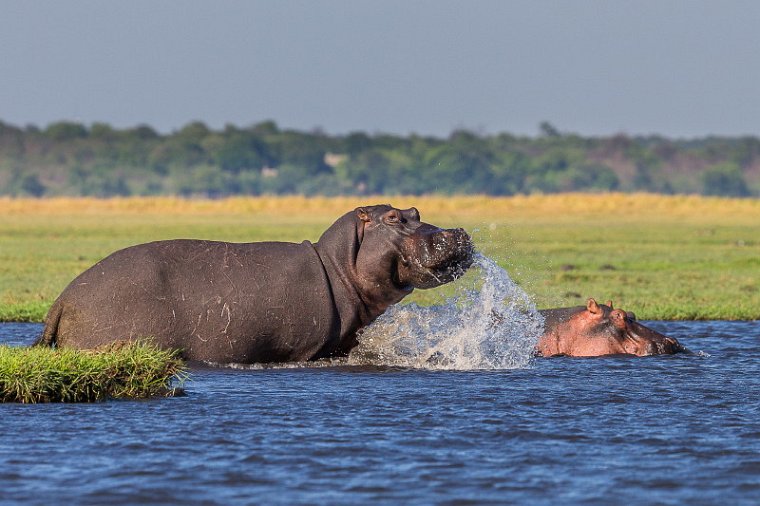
1 0 759 138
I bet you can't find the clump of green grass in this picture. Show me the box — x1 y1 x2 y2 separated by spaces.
0 341 188 403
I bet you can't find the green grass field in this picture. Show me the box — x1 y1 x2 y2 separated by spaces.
1 194 758 321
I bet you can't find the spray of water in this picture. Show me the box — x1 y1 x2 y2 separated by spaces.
348 253 544 370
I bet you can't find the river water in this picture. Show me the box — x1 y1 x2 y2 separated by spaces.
1 319 758 505
1 256 758 504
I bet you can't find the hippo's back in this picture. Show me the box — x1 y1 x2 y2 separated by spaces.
43 239 339 363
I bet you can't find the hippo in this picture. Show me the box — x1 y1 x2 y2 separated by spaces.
536 298 685 357
35 205 473 363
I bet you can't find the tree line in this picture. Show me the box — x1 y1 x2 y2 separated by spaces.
0 119 758 197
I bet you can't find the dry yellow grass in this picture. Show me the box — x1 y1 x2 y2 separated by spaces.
2 193 758 222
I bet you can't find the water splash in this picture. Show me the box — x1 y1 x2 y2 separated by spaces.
348 254 544 370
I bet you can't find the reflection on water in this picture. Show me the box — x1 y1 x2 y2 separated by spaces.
2 322 759 505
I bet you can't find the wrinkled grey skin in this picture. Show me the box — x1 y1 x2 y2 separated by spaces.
36 205 473 363
537 298 686 357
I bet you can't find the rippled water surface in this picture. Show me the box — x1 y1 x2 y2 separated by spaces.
1 321 759 505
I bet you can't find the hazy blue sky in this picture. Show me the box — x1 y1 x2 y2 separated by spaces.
1 0 759 138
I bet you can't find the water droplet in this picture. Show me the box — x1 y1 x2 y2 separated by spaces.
349 254 544 370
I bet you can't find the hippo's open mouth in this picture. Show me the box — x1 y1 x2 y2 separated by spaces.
399 227 474 289
424 247 473 283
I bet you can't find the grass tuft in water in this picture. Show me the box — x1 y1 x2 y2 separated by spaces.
0 341 188 403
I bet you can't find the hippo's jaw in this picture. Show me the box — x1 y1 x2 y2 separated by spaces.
397 226 474 289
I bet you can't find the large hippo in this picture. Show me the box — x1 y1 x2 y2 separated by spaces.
36 205 473 363
537 298 685 357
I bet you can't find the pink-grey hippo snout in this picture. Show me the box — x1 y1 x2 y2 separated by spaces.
608 307 683 355
537 298 686 357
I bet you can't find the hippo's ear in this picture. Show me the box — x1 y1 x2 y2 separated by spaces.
405 207 421 222
587 298 601 314
606 300 613 309
355 207 372 223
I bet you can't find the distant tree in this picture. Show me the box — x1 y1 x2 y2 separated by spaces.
20 174 46 197
730 137 760 167
250 120 280 136
702 163 751 197
340 149 393 194
205 130 270 173
176 164 240 198
159 121 211 168
632 162 654 191
295 173 349 196
3 117 760 197
0 121 25 158
490 151 531 195
259 164 302 194
344 132 372 156
77 171 131 197
423 138 494 194
101 174 131 197
90 122 117 140
559 164 620 192
127 125 159 140
539 121 561 138
44 121 88 141
177 121 211 142
270 131 331 175
236 170 262 195
140 178 165 196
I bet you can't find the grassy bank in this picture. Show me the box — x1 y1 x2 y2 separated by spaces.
0 341 187 403
0 194 758 320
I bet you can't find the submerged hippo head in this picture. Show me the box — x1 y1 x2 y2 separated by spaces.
537 298 684 357
353 205 474 291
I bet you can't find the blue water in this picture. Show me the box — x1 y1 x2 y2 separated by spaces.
1 321 759 505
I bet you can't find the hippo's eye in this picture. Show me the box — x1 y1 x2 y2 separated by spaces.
384 213 403 224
